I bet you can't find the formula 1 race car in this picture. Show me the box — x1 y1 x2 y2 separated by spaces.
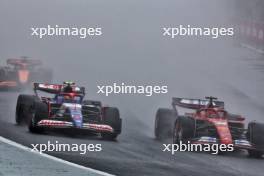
0 57 52 90
16 81 122 140
155 96 264 158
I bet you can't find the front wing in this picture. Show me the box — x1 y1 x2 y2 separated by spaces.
37 119 114 133
189 136 260 151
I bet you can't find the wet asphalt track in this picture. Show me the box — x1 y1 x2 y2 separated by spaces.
1 1 264 175
1 47 264 176
1 38 264 176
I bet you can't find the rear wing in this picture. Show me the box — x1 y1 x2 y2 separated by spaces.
7 58 42 67
172 97 224 109
33 83 85 95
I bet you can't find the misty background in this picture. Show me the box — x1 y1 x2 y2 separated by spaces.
0 0 263 136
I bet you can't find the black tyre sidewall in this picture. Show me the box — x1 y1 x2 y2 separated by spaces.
155 108 175 140
173 116 195 144
101 107 121 140
247 122 264 158
15 96 23 124
28 101 48 133
15 95 38 125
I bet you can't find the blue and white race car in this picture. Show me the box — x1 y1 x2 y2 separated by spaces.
16 81 122 140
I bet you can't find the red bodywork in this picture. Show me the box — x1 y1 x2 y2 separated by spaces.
7 58 42 84
172 97 253 149
0 58 42 89
186 107 244 145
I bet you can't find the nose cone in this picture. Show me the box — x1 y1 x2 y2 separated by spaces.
72 114 83 128
210 120 233 144
218 130 233 144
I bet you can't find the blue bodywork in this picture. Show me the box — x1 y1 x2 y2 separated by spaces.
70 108 83 128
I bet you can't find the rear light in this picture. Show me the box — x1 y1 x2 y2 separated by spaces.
18 70 29 83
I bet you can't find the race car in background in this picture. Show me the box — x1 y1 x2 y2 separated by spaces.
0 57 52 90
15 81 122 140
155 96 264 158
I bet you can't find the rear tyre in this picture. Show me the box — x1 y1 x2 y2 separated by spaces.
173 116 195 144
247 122 264 158
155 108 175 140
28 101 48 133
16 95 38 125
101 107 122 140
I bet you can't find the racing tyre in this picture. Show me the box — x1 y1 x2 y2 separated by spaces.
247 122 264 158
101 107 122 140
173 116 195 144
28 101 48 133
16 95 38 125
155 108 175 140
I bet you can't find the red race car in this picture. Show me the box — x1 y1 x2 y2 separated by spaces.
155 96 264 158
0 57 52 90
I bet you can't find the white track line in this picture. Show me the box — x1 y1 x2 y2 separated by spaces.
0 136 114 176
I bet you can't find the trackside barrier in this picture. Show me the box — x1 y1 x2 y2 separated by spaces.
236 19 264 54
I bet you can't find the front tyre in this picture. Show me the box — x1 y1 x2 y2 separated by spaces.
28 101 48 134
155 108 175 140
28 113 44 133
173 116 195 144
101 107 122 140
247 122 264 158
